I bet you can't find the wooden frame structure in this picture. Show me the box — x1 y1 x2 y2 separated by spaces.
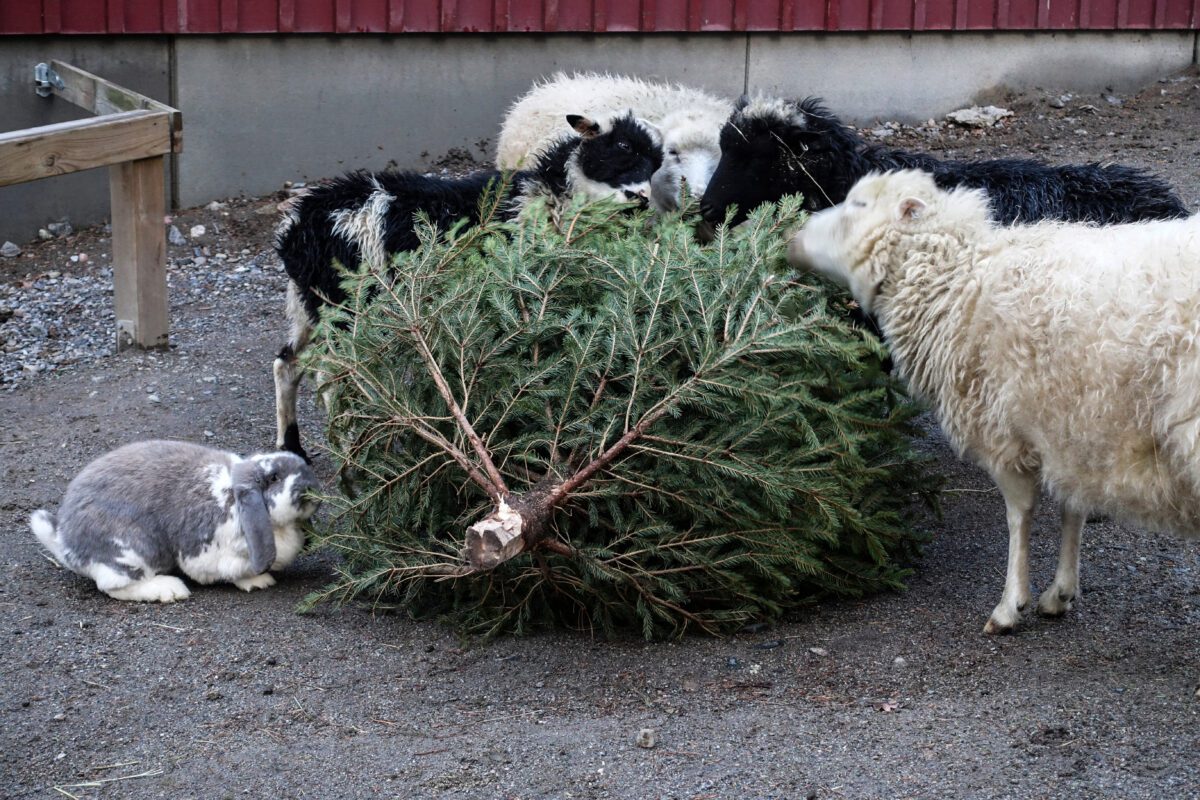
0 60 183 350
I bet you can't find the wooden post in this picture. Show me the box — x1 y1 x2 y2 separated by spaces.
109 156 169 350
2 63 182 350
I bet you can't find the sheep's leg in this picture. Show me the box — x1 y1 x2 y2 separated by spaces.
273 344 308 462
1037 503 1084 617
984 468 1038 635
274 282 313 462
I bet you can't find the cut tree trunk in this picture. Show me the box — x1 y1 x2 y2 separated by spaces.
461 480 562 570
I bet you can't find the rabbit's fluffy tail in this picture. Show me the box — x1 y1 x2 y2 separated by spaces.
30 510 67 564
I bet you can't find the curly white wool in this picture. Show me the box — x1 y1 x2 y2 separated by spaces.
790 169 1200 634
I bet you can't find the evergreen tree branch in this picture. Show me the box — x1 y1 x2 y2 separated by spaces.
409 324 509 499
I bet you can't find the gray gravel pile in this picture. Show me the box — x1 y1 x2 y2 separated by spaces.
0 246 286 390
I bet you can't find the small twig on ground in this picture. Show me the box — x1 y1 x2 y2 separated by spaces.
147 622 189 632
414 747 451 757
88 761 140 772
432 708 545 728
54 768 164 793
258 728 286 744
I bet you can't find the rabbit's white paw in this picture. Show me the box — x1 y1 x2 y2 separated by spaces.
233 573 276 592
105 575 191 603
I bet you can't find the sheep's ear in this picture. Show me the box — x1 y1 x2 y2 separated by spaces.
637 117 663 144
897 197 927 222
788 107 812 132
567 114 601 139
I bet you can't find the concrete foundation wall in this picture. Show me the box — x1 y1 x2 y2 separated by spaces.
750 31 1197 121
172 35 748 208
1 31 1195 243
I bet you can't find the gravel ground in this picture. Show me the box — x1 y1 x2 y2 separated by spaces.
3 70 1200 799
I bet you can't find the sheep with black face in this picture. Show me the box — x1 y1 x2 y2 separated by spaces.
700 96 1188 228
273 112 663 461
497 73 734 213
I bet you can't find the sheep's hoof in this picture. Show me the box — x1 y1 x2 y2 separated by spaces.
983 618 1016 635
984 603 1021 635
1036 587 1076 617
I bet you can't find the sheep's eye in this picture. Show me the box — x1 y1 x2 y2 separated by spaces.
265 472 279 484
616 140 631 152
667 148 680 158
850 199 867 209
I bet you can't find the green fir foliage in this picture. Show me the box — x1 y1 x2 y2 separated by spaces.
300 192 937 638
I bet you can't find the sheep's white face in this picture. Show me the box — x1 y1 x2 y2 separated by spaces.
788 171 934 314
675 145 721 198
649 144 721 213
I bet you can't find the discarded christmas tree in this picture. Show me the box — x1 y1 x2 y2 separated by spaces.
300 194 936 638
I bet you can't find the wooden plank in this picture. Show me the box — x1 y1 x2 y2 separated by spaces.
221 0 240 31
0 111 172 187
108 0 128 32
44 0 63 32
279 0 297 30
49 60 183 153
109 156 169 351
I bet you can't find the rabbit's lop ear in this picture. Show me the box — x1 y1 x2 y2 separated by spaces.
231 460 276 574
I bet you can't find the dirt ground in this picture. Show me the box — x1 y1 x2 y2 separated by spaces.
3 70 1200 799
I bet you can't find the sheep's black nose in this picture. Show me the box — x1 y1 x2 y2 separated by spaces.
623 190 650 208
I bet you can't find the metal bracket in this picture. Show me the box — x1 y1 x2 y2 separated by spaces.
34 62 65 98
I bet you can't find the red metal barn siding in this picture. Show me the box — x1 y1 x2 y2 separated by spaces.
2 0 1198 32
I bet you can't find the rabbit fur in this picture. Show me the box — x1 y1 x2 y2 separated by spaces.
30 440 321 602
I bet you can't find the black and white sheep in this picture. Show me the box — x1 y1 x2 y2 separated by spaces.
273 112 664 461
789 169 1200 634
700 96 1189 227
497 73 734 212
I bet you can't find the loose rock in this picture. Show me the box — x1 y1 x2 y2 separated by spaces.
946 106 1014 128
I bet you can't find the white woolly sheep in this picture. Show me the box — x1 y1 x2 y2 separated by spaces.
788 169 1200 634
496 72 734 211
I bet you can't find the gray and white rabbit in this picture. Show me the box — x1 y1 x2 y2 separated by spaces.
30 440 321 602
